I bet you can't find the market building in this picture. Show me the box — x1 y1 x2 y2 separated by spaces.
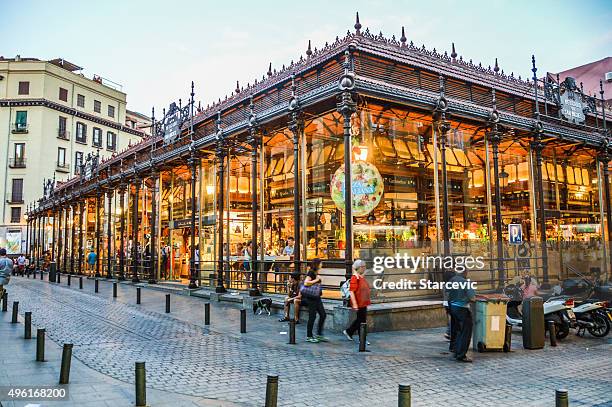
0 56 145 254
26 16 611 302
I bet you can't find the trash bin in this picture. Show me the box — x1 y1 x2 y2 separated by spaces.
48 262 57 283
472 294 509 352
522 296 545 349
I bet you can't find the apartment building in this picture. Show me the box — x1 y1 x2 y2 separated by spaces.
0 56 145 253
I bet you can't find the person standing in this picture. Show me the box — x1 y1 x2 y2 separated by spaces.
86 248 97 274
282 237 295 256
16 254 26 276
0 248 13 299
343 259 371 342
302 258 327 343
448 269 476 363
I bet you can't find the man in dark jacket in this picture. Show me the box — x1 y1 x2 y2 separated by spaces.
447 269 476 362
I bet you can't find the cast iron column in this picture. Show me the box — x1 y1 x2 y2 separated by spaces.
438 123 452 257
106 190 114 279
288 80 302 274
51 208 56 261
248 97 260 296
188 158 198 289
148 171 158 284
532 127 549 284
488 91 505 286
63 206 69 274
215 140 227 293
131 178 141 283
70 203 77 274
600 154 612 279
56 207 62 271
25 208 30 258
118 183 127 280
95 191 102 277
78 200 84 275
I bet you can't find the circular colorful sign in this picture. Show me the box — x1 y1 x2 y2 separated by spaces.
330 161 384 217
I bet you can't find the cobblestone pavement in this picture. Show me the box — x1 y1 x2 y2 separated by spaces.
3 276 611 407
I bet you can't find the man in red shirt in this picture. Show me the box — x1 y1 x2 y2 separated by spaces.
343 259 371 341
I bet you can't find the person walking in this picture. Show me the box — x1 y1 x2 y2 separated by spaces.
301 258 327 343
342 259 371 342
0 248 13 299
448 269 476 363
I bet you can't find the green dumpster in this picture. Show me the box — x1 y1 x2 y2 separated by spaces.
472 294 509 352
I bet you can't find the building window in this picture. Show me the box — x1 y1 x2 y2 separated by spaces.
57 147 66 167
94 100 101 113
106 131 116 151
58 116 68 139
14 111 27 131
75 151 83 175
59 87 68 102
108 105 115 118
93 127 102 147
11 178 23 203
11 143 26 168
10 207 21 224
77 94 85 107
18 81 30 95
76 122 87 143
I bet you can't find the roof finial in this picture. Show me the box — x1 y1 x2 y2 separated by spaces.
494 58 500 73
235 80 240 94
400 26 406 47
306 40 312 57
451 42 457 62
354 12 362 35
267 62 272 76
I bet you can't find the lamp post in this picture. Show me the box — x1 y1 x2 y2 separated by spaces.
248 95 260 296
188 155 198 289
288 75 303 275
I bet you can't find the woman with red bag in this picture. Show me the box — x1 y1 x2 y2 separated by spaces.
343 259 371 341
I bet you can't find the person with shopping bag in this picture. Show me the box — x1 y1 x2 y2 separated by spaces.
301 258 327 343
343 259 371 341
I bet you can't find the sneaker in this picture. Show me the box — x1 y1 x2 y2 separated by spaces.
306 337 320 343
294 319 300 324
456 356 473 363
342 330 354 341
316 335 330 342
444 333 451 341
278 317 290 322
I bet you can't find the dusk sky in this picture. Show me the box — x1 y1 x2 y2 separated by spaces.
2 0 611 115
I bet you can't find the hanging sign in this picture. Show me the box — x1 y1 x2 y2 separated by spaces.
508 223 523 245
330 161 384 217
559 77 586 125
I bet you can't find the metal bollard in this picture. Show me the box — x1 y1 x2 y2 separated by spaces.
95 279 99 293
1 291 7 312
398 384 412 407
11 301 19 323
204 303 210 325
547 321 557 347
359 322 367 352
264 375 278 407
59 343 73 384
113 282 117 298
56 273 60 284
24 312 32 339
36 328 45 362
40 269 43 280
240 309 246 333
288 320 296 345
135 362 146 407
67 274 71 286
555 388 568 407
165 294 170 313
79 276 83 289
136 287 141 304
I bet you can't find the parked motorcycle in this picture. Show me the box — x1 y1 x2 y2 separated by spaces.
572 300 610 338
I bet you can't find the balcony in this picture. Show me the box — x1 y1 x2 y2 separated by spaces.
6 193 24 204
11 123 28 134
56 161 70 173
58 128 70 140
8 158 26 168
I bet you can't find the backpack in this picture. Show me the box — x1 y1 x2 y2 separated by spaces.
340 278 351 299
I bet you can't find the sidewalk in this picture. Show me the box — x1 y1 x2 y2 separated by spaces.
0 305 245 407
